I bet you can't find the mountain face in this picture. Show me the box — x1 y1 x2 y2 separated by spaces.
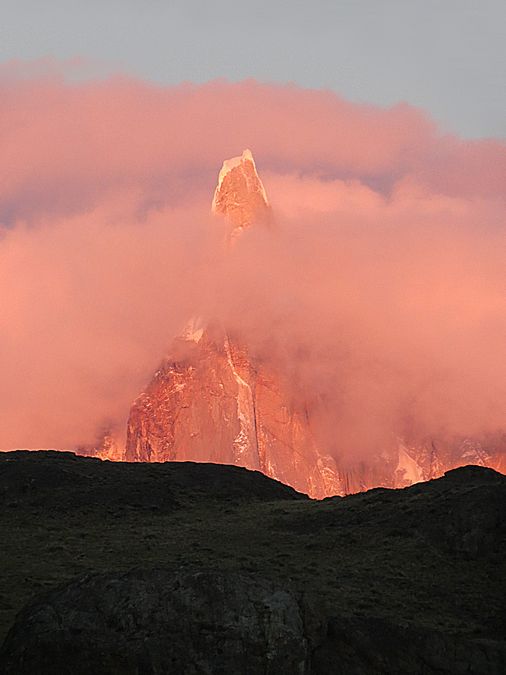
120 149 343 498
211 148 271 238
81 150 505 497
124 325 342 498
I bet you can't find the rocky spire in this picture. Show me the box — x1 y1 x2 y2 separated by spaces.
212 149 270 234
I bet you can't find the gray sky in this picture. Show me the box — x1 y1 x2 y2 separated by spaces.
1 0 505 138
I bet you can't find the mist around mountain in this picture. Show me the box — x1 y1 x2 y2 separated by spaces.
0 451 505 673
1 74 505 671
78 148 505 499
1 77 505 477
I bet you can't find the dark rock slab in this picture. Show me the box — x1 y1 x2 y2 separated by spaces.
0 569 309 675
2 566 506 674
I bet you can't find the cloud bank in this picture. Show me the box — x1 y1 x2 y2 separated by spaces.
0 63 505 453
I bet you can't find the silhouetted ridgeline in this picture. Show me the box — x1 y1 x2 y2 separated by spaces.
0 451 505 673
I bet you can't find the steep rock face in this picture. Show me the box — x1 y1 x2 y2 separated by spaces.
82 149 505 497
122 149 343 498
211 148 270 237
394 434 506 488
125 326 342 498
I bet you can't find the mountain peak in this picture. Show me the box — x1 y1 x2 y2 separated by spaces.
212 149 270 232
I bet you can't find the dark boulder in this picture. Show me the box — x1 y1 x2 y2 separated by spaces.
0 569 309 675
2 567 506 674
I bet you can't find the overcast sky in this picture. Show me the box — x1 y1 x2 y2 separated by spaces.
1 0 505 139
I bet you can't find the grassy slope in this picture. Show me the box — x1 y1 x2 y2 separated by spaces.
0 451 504 645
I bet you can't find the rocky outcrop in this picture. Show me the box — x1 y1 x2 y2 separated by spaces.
119 150 345 498
212 148 271 238
125 326 343 498
0 570 310 675
81 149 505 498
2 568 505 674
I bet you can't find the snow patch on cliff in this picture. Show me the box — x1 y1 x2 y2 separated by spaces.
224 336 259 467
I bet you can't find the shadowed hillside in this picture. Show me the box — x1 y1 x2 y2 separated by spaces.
0 451 505 673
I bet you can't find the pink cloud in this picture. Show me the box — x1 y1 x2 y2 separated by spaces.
0 65 504 454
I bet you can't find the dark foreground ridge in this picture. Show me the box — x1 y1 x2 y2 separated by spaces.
0 449 304 511
0 451 505 674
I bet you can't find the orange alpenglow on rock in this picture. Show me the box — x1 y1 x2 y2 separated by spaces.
121 150 343 498
124 324 344 498
79 150 505 498
211 149 271 236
